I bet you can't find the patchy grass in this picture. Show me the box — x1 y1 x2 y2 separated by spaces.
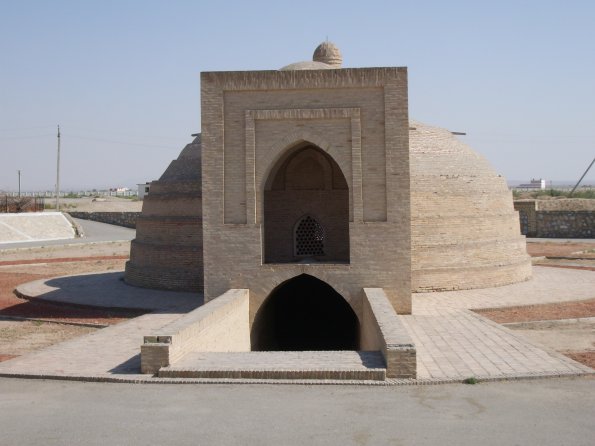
514 189 595 199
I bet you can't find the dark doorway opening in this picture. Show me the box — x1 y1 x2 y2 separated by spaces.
251 274 359 351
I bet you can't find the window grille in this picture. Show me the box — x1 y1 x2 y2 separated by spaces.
295 216 325 256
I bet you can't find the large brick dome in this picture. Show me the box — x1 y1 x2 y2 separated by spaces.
125 136 203 291
125 122 531 293
409 121 532 291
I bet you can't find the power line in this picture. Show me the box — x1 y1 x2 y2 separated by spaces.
69 126 184 141
68 134 179 149
0 134 55 141
0 133 182 149
0 126 56 133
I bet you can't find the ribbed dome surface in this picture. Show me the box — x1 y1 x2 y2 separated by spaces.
279 61 335 71
125 135 204 292
409 121 532 292
312 41 342 67
280 42 343 70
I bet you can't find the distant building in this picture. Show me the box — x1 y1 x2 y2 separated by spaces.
518 178 546 189
137 183 151 200
108 187 134 197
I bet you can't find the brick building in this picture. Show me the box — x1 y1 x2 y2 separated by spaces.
127 42 531 357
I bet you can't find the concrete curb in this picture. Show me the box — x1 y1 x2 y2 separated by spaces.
0 369 592 386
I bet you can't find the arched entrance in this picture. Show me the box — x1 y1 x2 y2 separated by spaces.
251 274 359 351
263 143 349 263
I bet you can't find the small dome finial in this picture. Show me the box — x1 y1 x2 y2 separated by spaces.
313 41 342 68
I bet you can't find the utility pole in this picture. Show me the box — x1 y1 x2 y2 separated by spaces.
55 125 61 210
569 156 595 196
18 170 21 197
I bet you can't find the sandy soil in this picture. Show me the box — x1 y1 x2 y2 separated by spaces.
475 299 595 323
505 319 595 352
0 241 132 262
0 320 97 356
565 352 595 369
56 197 143 212
0 250 145 362
526 241 595 258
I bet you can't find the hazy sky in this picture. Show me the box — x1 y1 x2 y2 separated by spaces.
1 0 594 191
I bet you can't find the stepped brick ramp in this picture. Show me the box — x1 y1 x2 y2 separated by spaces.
159 351 387 381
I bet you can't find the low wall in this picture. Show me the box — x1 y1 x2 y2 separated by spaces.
68 211 140 229
536 211 594 238
360 288 416 379
141 289 249 374
514 201 594 238
514 201 537 236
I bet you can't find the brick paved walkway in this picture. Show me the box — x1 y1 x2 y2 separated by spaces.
401 311 592 380
0 266 593 383
405 266 595 381
414 267 595 315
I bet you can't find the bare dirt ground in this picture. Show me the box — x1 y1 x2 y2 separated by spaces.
478 241 595 369
55 196 143 212
526 241 595 258
0 242 145 363
0 320 97 358
476 299 595 324
0 240 132 262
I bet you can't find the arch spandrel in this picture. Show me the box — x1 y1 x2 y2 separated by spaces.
249 269 360 320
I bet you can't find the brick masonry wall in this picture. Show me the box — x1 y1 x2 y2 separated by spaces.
201 68 412 319
513 201 537 236
264 190 349 262
68 211 140 228
361 288 416 379
514 200 595 238
141 289 249 373
536 211 595 238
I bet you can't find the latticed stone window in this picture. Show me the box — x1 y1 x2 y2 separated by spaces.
295 216 325 256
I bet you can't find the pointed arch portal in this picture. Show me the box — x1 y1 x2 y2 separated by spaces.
251 274 359 351
263 142 349 263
